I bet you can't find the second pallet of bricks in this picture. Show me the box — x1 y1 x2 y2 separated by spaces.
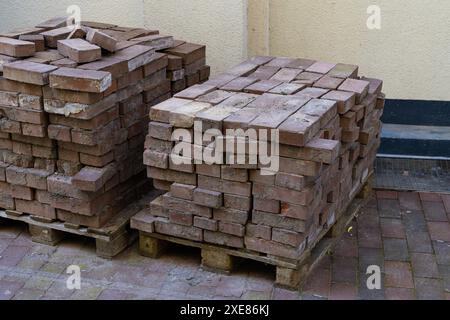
133 56 384 261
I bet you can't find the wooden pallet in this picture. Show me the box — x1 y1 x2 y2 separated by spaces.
0 190 163 259
137 175 373 290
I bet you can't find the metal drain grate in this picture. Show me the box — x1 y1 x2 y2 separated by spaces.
374 157 450 193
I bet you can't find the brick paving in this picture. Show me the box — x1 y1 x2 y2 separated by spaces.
0 190 449 300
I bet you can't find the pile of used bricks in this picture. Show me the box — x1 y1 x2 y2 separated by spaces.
0 16 209 228
133 56 384 260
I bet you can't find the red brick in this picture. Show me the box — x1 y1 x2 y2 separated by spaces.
321 90 356 114
168 209 193 226
3 60 57 85
246 224 271 240
254 198 280 214
313 75 344 90
193 216 218 231
143 149 169 169
72 164 116 192
11 184 34 200
164 43 205 65
338 78 370 103
306 61 336 74
163 193 212 218
272 228 304 247
221 166 248 182
155 219 202 241
25 168 50 190
112 45 155 72
32 145 57 159
148 121 173 140
15 199 56 219
328 63 359 79
49 67 112 93
245 237 300 259
218 221 245 237
40 26 86 48
85 28 117 52
79 152 114 167
57 38 101 63
223 194 251 211
170 183 196 201
0 37 35 57
213 207 248 224
18 34 45 52
204 230 243 248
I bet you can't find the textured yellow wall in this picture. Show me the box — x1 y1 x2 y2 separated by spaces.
0 0 248 75
1 0 448 100
265 0 450 100
143 0 248 75
0 0 144 30
248 0 269 57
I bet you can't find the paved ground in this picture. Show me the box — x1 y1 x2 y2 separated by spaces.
0 190 449 300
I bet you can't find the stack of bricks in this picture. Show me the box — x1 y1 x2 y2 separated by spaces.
0 17 209 228
134 56 384 261
162 40 210 94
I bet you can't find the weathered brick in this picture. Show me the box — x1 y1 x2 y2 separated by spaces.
143 149 169 169
113 45 155 72
213 207 248 224
338 78 370 104
18 34 45 51
15 199 56 219
49 67 112 93
219 221 245 237
254 197 280 214
272 228 305 247
198 175 252 197
11 184 34 200
170 183 196 201
0 37 35 57
221 166 248 182
223 193 252 211
85 28 117 52
204 230 243 248
148 121 173 140
193 216 218 231
193 188 223 208
252 183 316 206
246 224 272 240
57 38 101 63
155 219 202 241
3 60 57 85
167 209 193 226
162 193 212 218
164 42 205 65
306 61 336 74
245 237 301 259
252 210 306 232
72 164 116 192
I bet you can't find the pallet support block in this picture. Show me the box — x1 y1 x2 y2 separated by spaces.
96 230 137 259
201 248 234 274
139 233 167 258
275 266 302 289
29 224 65 246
